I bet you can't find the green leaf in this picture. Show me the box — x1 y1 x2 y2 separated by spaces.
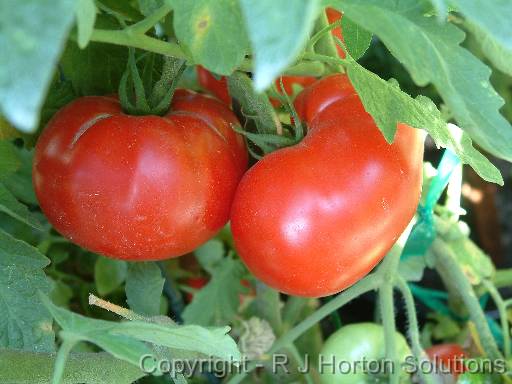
60 15 127 96
114 322 241 362
0 115 21 140
344 59 503 185
182 258 245 326
75 0 97 48
0 183 43 230
138 0 164 16
171 0 249 75
466 21 512 77
0 229 54 351
0 0 78 132
125 262 164 317
451 0 512 75
0 140 21 180
239 0 320 90
398 256 426 282
41 294 153 366
1 148 38 205
94 257 128 296
195 239 225 274
50 279 73 308
331 0 512 162
341 16 372 60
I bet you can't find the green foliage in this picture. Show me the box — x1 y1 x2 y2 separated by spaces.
330 0 512 162
239 0 320 90
0 229 54 352
345 59 503 184
171 0 249 75
75 0 97 48
341 16 372 60
0 0 77 133
94 257 128 296
125 262 164 317
183 257 246 326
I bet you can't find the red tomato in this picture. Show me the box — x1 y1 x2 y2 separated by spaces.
33 90 247 261
326 8 345 58
196 66 231 105
426 344 467 377
294 74 356 126
230 74 424 297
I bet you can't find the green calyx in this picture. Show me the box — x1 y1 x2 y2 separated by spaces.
119 49 186 116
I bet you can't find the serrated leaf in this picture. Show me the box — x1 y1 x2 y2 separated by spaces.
0 0 78 132
341 16 372 60
240 0 320 90
195 239 225 274
171 0 248 75
41 294 153 365
114 322 241 362
466 21 512 76
0 140 21 179
126 262 164 317
0 183 43 230
345 60 503 185
183 258 245 326
75 0 96 48
331 0 512 162
451 0 512 74
94 257 128 296
0 229 54 351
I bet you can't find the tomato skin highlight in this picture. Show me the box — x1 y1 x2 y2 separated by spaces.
426 344 467 377
230 75 424 297
319 323 411 384
33 92 247 261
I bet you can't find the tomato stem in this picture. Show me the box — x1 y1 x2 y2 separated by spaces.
88 294 145 321
482 279 511 358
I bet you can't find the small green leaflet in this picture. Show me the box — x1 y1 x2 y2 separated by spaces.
125 262 164 317
330 0 512 162
183 257 246 326
240 0 320 90
171 0 249 75
0 183 43 230
0 229 54 352
0 140 20 179
75 0 97 48
341 16 372 60
345 60 503 185
94 257 128 296
0 0 78 132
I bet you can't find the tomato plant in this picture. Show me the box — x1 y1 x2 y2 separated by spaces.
33 89 247 260
426 343 467 377
2 1 512 384
231 76 424 297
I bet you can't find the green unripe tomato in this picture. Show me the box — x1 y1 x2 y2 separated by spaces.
319 323 412 384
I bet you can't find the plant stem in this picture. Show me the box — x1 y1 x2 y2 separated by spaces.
493 269 512 289
482 279 511 358
88 294 145 321
378 246 402 384
431 239 503 361
287 344 314 384
227 274 381 384
395 277 435 384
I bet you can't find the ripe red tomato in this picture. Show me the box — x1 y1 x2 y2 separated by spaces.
33 90 247 261
196 66 231 105
230 74 424 297
326 8 345 58
426 344 467 377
